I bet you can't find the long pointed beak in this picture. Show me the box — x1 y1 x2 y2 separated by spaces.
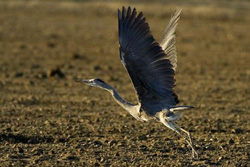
74 78 90 83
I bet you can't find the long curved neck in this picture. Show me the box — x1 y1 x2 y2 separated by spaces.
107 87 133 110
100 84 141 120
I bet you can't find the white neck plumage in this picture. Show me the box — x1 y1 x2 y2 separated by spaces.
101 84 143 121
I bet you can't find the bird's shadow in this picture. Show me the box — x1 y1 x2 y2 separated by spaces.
0 133 54 144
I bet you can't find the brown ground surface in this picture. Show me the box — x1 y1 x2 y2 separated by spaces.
0 1 249 166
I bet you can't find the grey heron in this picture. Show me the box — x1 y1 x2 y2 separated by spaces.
75 6 198 158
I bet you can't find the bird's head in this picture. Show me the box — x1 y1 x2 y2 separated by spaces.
74 78 107 88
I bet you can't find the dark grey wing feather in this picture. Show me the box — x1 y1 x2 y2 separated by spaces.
118 7 179 107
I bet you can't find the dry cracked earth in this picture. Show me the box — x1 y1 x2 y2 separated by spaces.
0 1 249 166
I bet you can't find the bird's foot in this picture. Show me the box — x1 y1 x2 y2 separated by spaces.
191 148 199 159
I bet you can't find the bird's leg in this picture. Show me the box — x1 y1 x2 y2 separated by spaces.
179 125 193 146
169 122 197 159
172 122 198 158
158 112 198 159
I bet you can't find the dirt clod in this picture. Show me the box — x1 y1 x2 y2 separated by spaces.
47 68 65 78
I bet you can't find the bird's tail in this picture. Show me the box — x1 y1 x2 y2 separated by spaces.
166 106 194 121
170 105 194 112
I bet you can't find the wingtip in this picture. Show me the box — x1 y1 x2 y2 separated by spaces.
118 6 138 19
176 7 182 12
174 7 182 17
118 8 121 19
127 6 132 17
132 7 137 14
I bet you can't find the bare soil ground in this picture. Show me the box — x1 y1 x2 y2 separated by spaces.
0 1 249 166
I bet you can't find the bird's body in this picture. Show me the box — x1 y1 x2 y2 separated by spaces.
75 7 198 158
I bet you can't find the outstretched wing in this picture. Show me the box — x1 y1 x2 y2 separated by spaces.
118 6 179 107
160 9 181 71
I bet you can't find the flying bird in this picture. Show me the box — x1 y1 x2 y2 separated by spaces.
75 6 198 158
